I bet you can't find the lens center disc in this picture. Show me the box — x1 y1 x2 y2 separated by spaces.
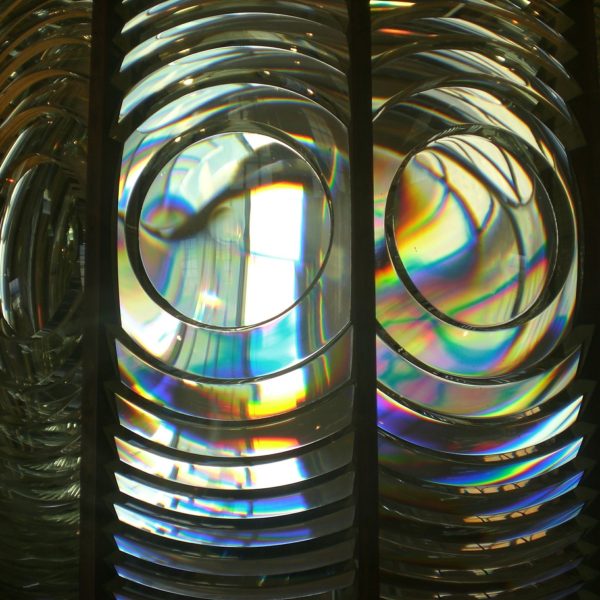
139 132 332 328
392 134 555 328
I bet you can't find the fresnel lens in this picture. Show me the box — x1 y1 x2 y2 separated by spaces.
0 1 595 599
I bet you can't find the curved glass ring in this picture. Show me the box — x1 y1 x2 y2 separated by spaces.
384 126 561 331
118 83 350 378
374 100 578 378
376 333 580 417
114 326 353 421
125 128 333 331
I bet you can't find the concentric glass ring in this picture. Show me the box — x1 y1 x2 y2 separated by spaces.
0 2 91 598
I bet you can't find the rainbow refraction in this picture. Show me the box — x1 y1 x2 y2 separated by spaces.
109 1 356 598
371 1 592 598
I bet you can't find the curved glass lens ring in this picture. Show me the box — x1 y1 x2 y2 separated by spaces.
119 45 348 129
121 0 349 36
372 1 570 60
115 470 355 520
380 502 584 557
121 12 349 73
137 132 332 329
118 83 350 379
371 1 589 596
114 532 355 576
372 45 576 130
375 106 578 380
113 563 355 600
379 530 583 580
378 433 582 488
376 334 580 418
115 385 354 458
114 501 355 548
115 432 353 491
0 22 89 374
377 388 583 456
390 133 555 328
115 327 352 421
379 468 584 523
378 551 583 590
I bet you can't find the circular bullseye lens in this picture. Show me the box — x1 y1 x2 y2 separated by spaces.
391 134 556 328
138 131 331 328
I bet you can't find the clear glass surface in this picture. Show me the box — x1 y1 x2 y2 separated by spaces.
115 328 352 420
118 81 350 379
115 470 355 520
391 133 555 328
115 385 353 458
138 132 331 328
0 3 91 599
114 532 355 576
115 432 353 490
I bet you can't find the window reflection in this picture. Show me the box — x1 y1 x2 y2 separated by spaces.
139 132 330 328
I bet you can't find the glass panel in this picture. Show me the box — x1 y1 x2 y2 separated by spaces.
0 2 91 598
109 1 354 597
117 80 350 379
371 1 590 596
377 388 583 455
114 432 353 490
112 563 355 600
113 501 355 547
138 131 332 329
115 328 352 420
114 531 355 576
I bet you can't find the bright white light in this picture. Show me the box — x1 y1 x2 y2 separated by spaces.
249 183 303 261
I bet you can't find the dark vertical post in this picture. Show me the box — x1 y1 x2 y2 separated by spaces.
562 0 600 592
79 1 122 597
563 0 600 472
564 2 600 329
347 0 379 597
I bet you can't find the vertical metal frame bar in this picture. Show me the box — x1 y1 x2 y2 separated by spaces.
348 0 380 597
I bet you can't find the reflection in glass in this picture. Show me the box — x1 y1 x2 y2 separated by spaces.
139 132 331 328
372 1 591 597
118 80 350 379
0 2 91 598
109 1 354 597
115 469 354 520
115 384 353 457
114 531 355 576
114 501 354 548
115 432 353 490
115 328 352 420
391 133 555 328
